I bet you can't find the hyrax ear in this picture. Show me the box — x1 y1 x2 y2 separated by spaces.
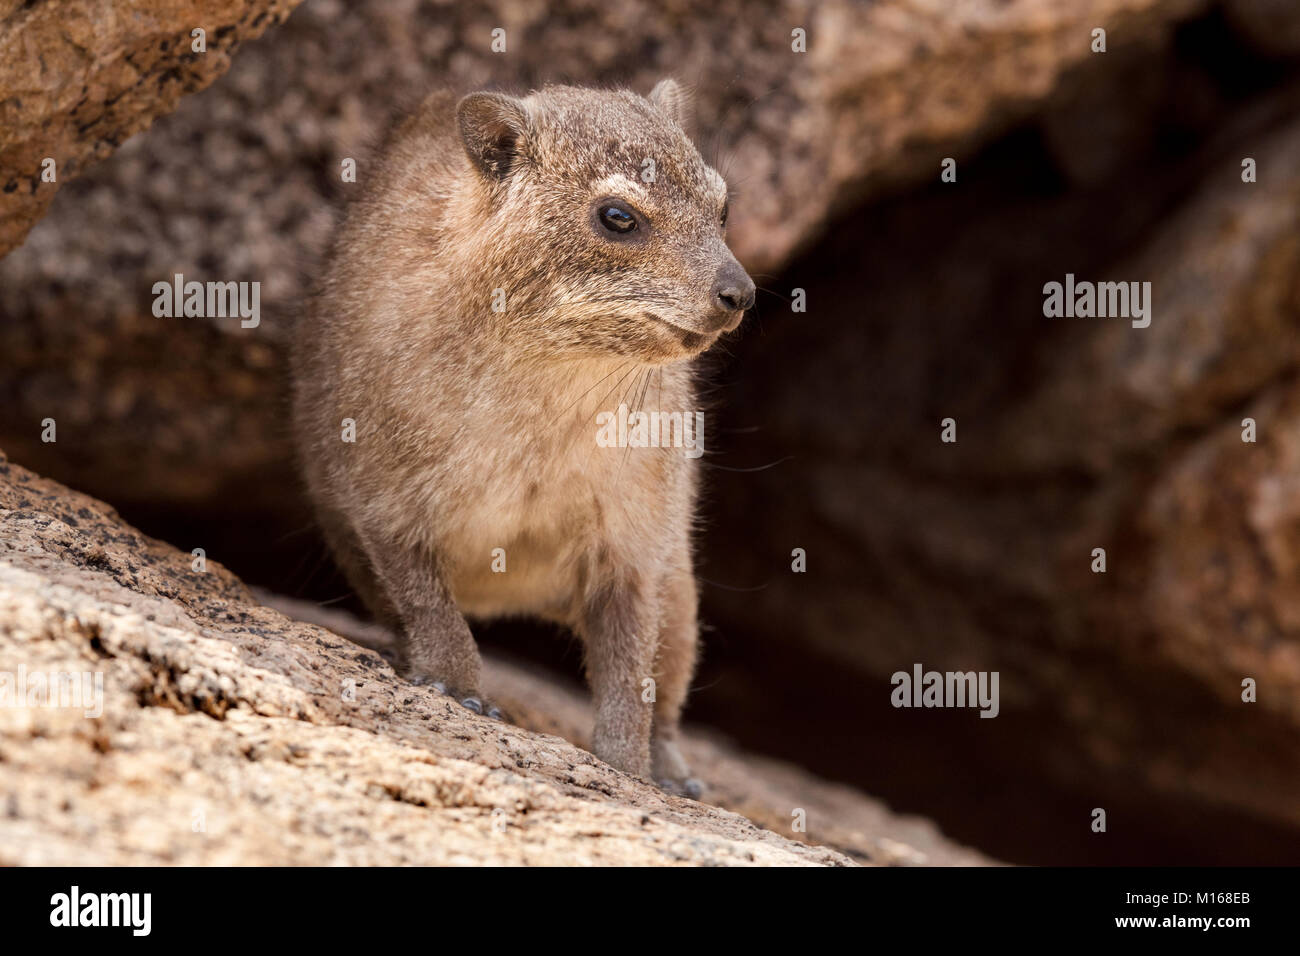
649 78 692 131
457 92 528 180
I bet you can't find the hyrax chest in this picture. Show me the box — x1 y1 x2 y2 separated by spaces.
436 389 671 621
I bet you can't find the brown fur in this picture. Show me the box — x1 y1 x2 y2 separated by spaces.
290 81 753 790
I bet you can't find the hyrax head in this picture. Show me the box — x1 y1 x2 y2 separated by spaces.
456 81 755 362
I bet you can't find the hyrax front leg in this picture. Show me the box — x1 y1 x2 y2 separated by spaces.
356 526 496 717
651 568 702 797
579 570 660 779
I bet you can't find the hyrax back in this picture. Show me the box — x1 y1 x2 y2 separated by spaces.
291 80 754 793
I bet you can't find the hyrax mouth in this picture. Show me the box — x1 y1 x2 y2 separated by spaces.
676 329 711 352
644 313 714 354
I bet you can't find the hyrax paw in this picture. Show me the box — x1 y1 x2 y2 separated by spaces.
657 776 705 800
458 696 507 721
651 737 694 793
408 678 507 722
407 674 446 692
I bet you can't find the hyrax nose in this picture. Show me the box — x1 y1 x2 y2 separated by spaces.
711 262 756 319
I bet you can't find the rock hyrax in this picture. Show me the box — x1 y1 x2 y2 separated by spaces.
291 80 755 794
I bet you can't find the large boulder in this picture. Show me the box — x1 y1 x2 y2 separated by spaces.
703 101 1300 851
0 0 1208 518
0 0 303 257
0 449 989 865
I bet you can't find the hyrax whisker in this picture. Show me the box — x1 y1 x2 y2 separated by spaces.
558 359 635 419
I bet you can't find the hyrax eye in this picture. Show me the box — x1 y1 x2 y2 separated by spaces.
720 202 728 227
598 204 637 234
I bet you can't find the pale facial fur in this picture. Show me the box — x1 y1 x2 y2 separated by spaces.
290 80 753 794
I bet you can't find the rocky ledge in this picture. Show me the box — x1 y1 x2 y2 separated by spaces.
0 450 989 866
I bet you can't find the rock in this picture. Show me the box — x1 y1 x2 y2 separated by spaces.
0 0 1210 519
703 105 1300 846
0 0 303 258
0 449 989 865
1224 0 1300 55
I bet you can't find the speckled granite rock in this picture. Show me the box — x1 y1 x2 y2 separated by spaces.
0 449 989 865
0 0 302 257
0 0 1207 517
703 103 1300 840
